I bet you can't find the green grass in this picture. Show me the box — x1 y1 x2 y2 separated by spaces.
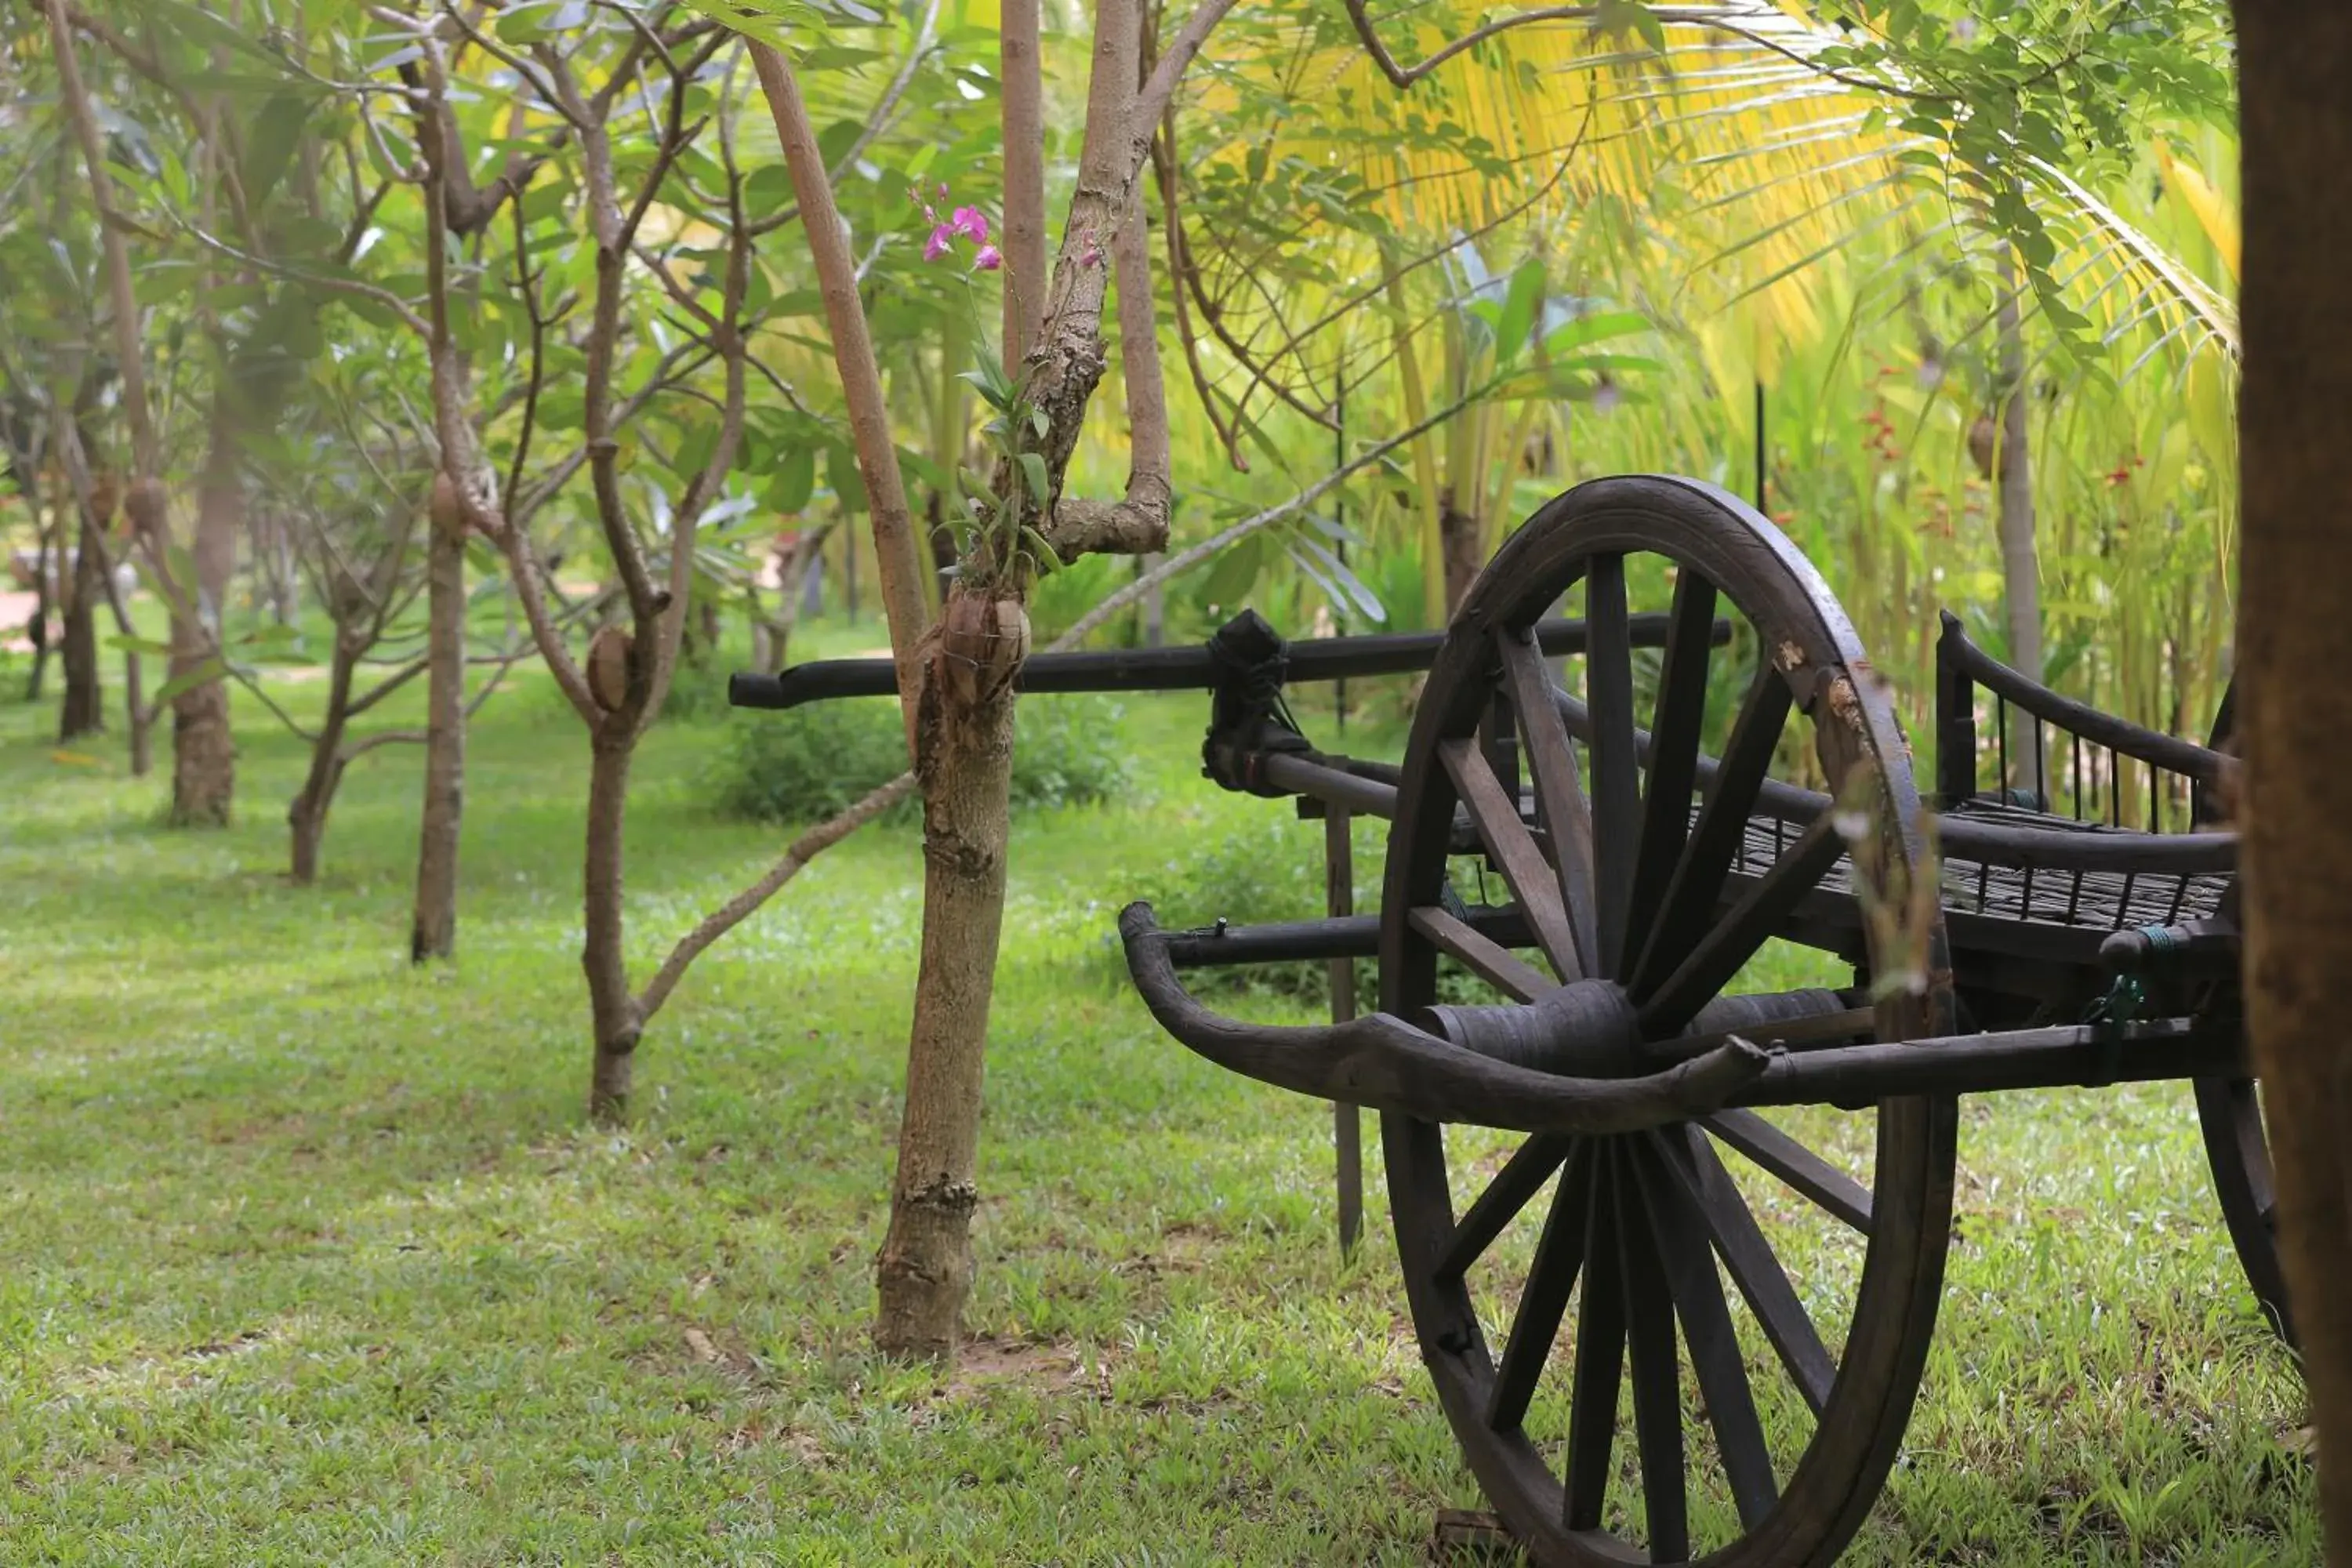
0 626 2314 1565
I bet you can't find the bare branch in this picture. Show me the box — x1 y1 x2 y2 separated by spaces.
1040 191 1171 561
46 0 156 477
750 41 931 750
1001 0 1046 364
170 214 431 336
748 0 942 238
634 770 917 1023
1051 380 1486 648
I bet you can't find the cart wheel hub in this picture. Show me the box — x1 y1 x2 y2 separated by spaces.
1421 978 1646 1078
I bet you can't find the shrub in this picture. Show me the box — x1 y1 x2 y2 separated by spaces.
712 693 1133 824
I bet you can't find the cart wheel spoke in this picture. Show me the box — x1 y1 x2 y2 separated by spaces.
1636 1134 1780 1530
1563 1145 1628 1533
1702 1108 1874 1234
1409 904 1555 1004
1661 1124 1836 1414
1442 738 1583 982
1378 480 1956 1566
1622 570 1719 978
1439 1133 1574 1283
1487 1142 1598 1432
1630 673 1795 1001
1584 554 1642 974
1637 814 1846 1036
1619 1154 1690 1561
1497 629 1599 974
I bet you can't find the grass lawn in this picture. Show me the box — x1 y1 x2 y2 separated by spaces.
0 620 2314 1565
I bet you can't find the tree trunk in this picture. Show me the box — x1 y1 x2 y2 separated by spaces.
59 510 103 741
2236 4 2352 1556
1994 252 2042 686
22 510 53 703
412 488 467 959
170 407 241 827
1439 490 1482 616
583 740 641 1122
874 637 1020 1357
286 642 354 886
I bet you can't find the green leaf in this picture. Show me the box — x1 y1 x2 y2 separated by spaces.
1017 452 1049 508
1494 258 1545 371
241 95 314 210
673 420 720 481
151 657 228 706
826 442 868 511
801 45 884 70
106 633 176 658
1201 532 1264 606
766 444 816 513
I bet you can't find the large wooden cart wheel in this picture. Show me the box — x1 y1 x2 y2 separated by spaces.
1381 477 1959 1565
2193 689 2292 1341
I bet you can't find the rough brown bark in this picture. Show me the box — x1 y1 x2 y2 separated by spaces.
169 399 242 828
1439 491 1482 615
751 42 931 752
583 741 641 1122
58 490 104 742
47 0 158 775
1000 0 1046 367
874 622 1020 1356
2235 3 2352 1555
410 477 466 960
286 641 355 886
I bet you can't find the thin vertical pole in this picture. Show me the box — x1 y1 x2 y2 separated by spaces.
1754 377 1768 513
1325 806 1362 1256
844 514 858 622
1334 382 1348 736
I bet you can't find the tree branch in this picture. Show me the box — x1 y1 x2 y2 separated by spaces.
1040 189 1171 560
634 769 918 1024
46 0 156 477
1001 0 1047 365
750 41 931 753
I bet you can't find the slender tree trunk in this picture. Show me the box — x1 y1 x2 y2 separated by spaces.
583 740 641 1121
2236 5 2352 1557
875 639 1019 1356
170 406 241 827
1000 0 1046 366
59 508 103 742
412 484 467 958
1993 252 2041 684
22 505 53 702
287 642 356 886
1439 490 1482 615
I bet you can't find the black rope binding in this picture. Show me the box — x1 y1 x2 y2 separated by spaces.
1200 610 1316 797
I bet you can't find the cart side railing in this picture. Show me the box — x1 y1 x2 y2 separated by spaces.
1934 609 2234 828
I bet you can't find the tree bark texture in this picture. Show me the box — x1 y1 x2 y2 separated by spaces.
59 506 104 742
583 742 642 1122
874 641 1020 1358
1440 491 1482 615
411 486 466 960
286 641 355 886
1000 0 1047 368
169 403 243 828
2237 4 2352 1557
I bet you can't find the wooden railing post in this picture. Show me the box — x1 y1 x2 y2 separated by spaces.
1324 804 1363 1255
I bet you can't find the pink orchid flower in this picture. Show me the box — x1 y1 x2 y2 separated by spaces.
950 205 989 244
924 223 954 263
973 244 1003 272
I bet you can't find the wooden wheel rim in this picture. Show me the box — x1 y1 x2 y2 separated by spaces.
1380 476 1959 1566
